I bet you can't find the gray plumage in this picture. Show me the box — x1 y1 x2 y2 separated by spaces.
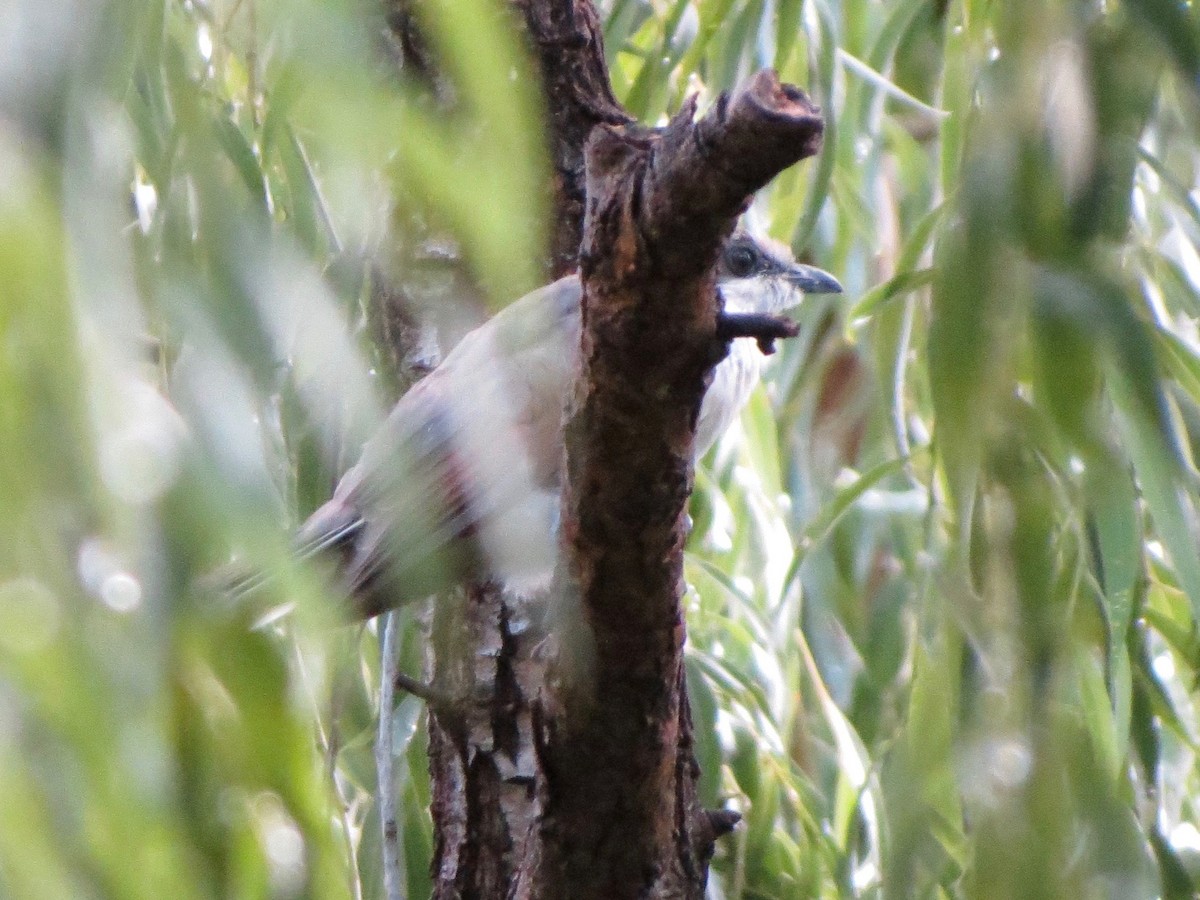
295 232 841 617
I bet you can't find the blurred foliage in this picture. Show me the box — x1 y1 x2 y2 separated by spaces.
4 0 1200 897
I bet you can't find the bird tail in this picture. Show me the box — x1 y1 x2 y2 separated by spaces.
197 505 366 615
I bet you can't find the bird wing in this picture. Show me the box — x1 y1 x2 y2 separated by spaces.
298 277 581 613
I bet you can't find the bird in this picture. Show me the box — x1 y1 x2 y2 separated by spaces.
272 232 841 618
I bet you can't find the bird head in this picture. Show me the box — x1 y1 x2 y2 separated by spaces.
716 231 842 314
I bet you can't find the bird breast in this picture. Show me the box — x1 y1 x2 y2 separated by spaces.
697 338 763 455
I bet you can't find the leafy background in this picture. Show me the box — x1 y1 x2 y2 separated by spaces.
3 0 1200 897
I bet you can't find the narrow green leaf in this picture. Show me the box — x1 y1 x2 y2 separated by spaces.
212 115 267 208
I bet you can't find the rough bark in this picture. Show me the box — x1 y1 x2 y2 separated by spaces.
536 70 823 899
424 587 546 898
508 0 632 277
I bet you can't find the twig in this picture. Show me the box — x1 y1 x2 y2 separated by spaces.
716 310 801 355
393 670 457 710
376 613 405 900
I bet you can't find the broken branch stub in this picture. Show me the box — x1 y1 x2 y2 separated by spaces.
584 69 825 286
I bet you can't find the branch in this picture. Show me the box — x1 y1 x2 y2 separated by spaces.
716 310 801 356
510 0 633 275
376 613 405 900
543 69 824 897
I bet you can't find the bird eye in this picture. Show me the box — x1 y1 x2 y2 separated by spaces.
725 244 757 278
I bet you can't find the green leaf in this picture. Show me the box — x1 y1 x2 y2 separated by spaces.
212 115 267 209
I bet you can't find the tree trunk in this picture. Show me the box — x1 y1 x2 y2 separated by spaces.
379 3 824 896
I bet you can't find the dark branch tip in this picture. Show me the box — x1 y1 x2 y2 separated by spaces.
704 808 742 838
670 93 699 129
716 310 801 356
711 89 731 122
